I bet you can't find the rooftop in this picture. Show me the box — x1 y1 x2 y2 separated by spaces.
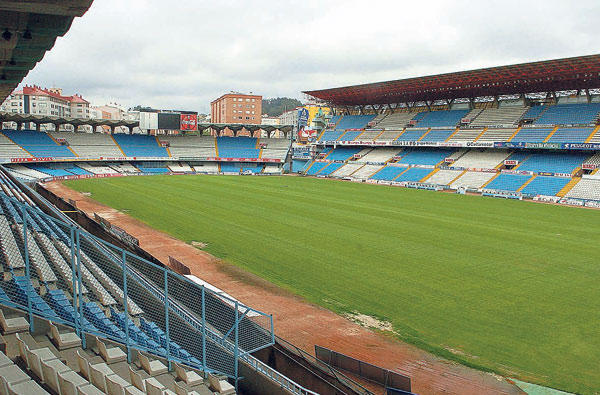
304 54 600 106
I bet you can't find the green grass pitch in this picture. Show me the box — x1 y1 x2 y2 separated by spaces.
64 175 600 393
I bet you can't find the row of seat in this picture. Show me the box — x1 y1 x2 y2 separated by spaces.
2 307 225 395
317 125 600 143
6 160 284 181
0 193 237 393
0 130 289 162
299 145 600 199
311 147 593 174
323 103 600 135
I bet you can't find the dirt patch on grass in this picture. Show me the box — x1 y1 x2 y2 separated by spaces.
346 312 394 332
190 241 207 249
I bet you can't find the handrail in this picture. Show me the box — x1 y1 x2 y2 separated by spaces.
122 258 318 394
4 168 319 395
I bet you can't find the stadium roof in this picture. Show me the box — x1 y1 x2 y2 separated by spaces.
0 111 138 129
304 54 600 106
198 123 293 133
0 0 94 103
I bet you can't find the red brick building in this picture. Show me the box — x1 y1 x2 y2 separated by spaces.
210 92 262 124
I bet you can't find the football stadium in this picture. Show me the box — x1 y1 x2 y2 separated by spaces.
0 1 598 395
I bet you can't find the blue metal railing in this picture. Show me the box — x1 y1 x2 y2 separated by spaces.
0 190 318 394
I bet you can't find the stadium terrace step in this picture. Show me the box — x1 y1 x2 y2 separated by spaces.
485 173 530 191
111 134 169 158
370 165 408 181
556 177 581 197
516 175 537 192
412 109 470 128
334 115 376 130
1 130 76 158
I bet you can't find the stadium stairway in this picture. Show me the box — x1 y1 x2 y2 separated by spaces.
585 125 600 143
556 177 581 197
420 168 439 182
480 173 501 188
516 175 537 192
472 127 488 142
541 126 560 142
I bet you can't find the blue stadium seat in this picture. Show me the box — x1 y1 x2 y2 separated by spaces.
242 165 263 174
0 287 9 302
292 160 310 173
420 129 455 142
139 318 190 360
517 152 589 174
369 166 407 181
2 130 76 158
547 128 594 143
318 163 344 175
46 289 96 330
112 134 169 157
306 162 329 175
510 128 553 143
485 174 531 191
219 163 262 174
219 163 239 173
534 103 600 125
111 309 165 353
327 115 340 127
318 130 344 142
413 110 469 128
326 147 362 161
8 277 59 319
83 302 125 340
521 106 546 121
135 164 170 174
1 195 22 223
338 131 363 141
65 166 91 175
394 167 433 182
396 129 428 142
24 164 73 177
216 137 259 159
520 176 570 196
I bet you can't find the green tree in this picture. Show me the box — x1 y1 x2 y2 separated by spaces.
262 97 303 117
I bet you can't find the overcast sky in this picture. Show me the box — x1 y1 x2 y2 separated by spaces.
21 0 600 113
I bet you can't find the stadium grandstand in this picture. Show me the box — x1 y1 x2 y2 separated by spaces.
0 1 597 393
293 54 600 207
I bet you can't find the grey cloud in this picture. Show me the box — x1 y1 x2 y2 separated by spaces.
22 0 600 113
